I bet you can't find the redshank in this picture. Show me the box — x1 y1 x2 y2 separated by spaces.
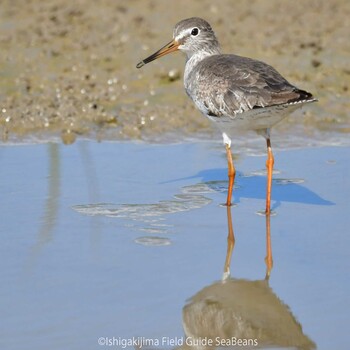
136 17 316 214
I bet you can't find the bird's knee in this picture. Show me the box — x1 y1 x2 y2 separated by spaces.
222 133 231 148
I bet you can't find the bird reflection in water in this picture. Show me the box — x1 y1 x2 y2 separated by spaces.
181 207 315 350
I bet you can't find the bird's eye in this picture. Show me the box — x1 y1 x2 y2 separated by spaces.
191 28 199 36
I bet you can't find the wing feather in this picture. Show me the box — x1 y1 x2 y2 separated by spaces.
186 54 314 118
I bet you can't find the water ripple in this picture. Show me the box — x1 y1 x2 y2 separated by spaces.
72 186 212 236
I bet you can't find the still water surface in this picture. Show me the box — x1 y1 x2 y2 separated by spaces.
1 141 349 349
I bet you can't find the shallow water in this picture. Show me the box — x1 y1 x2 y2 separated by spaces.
1 141 349 349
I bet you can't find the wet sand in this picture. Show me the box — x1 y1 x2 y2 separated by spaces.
1 141 349 349
0 0 349 144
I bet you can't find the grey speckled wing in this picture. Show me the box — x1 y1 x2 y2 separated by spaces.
186 54 314 118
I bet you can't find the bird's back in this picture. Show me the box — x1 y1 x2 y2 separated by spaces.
185 54 316 131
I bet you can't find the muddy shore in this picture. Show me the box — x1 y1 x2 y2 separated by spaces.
0 0 349 144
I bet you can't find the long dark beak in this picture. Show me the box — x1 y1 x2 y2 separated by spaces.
136 39 180 69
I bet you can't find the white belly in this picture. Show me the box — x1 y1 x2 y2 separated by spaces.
205 103 304 134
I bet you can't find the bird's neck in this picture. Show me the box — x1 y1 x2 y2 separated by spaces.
185 45 220 62
184 49 220 84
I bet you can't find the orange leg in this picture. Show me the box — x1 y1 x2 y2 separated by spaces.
265 213 273 280
265 138 274 215
225 144 236 206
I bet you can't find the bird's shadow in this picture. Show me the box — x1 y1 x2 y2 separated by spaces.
163 167 334 209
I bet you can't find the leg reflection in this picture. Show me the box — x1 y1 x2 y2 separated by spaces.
265 213 273 280
182 209 315 350
222 207 273 280
223 206 235 280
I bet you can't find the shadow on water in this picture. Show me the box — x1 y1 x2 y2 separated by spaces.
178 207 316 350
164 167 334 209
73 163 332 240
